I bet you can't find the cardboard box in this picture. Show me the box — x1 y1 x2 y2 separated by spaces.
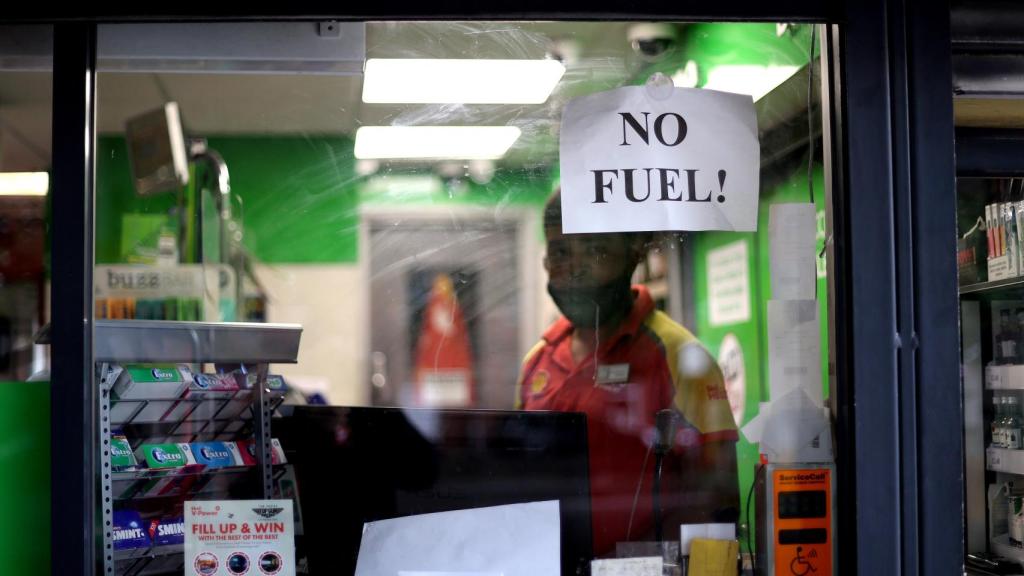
234 439 287 466
113 365 189 401
185 441 237 469
272 438 287 464
147 516 185 547
111 435 137 471
112 509 150 550
137 443 192 469
189 373 239 395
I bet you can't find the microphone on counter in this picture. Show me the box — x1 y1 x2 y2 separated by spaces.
655 409 678 455
653 408 678 542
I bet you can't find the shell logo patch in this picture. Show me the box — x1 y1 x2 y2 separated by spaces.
531 370 550 395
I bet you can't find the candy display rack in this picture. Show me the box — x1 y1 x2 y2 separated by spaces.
95 320 302 575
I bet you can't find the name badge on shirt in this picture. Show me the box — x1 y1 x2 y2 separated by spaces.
596 363 630 386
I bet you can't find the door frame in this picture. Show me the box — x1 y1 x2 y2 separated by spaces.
359 203 543 406
40 3 962 574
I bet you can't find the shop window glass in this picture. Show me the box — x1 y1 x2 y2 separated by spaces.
94 21 834 574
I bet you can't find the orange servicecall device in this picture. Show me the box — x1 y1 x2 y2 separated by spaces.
755 462 835 576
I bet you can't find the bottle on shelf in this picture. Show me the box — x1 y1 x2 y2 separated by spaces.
1010 494 1024 547
1007 396 1023 450
994 396 1008 449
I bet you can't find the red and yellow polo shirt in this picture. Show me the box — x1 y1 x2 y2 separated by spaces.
515 285 737 555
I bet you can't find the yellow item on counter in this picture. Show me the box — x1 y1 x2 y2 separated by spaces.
688 538 738 576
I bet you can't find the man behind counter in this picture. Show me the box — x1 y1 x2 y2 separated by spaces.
516 190 740 556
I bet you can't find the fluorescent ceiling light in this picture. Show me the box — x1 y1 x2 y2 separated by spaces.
0 172 49 196
363 175 443 196
362 59 566 104
354 126 522 160
702 64 801 101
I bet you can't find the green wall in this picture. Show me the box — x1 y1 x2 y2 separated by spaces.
633 22 816 86
97 137 554 264
0 382 50 573
684 22 815 78
98 137 363 264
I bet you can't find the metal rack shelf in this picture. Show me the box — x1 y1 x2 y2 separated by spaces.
98 320 302 576
992 534 1024 565
115 544 184 562
111 464 287 501
96 320 302 364
114 465 249 501
115 544 185 576
110 389 285 429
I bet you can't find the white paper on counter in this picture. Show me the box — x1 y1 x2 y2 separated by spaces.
591 557 662 576
355 501 560 576
400 572 502 576
767 300 823 405
769 204 817 300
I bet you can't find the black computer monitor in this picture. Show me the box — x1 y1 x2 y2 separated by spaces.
274 405 592 576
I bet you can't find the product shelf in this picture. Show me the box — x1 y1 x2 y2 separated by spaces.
97 320 302 575
992 534 1024 565
109 389 285 428
987 447 1024 475
114 544 185 576
115 543 184 562
111 464 287 501
960 277 1024 297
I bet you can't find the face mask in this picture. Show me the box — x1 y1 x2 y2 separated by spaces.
547 270 633 329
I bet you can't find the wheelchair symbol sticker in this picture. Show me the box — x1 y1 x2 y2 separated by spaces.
790 546 818 575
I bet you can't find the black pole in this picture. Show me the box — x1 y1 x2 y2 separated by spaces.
50 22 96 576
653 453 665 542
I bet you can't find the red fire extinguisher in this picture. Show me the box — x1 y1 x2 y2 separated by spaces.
413 274 475 407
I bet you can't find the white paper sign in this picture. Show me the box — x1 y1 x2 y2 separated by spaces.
559 86 759 233
767 300 822 404
185 499 295 576
758 389 830 463
769 204 817 300
707 240 751 326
